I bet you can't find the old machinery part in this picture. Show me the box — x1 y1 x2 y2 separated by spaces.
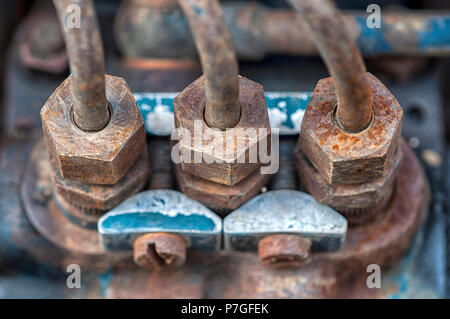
115 1 450 61
98 190 222 270
173 0 272 213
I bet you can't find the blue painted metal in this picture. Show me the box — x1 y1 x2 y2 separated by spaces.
417 16 450 52
134 91 311 136
353 14 450 55
98 190 222 251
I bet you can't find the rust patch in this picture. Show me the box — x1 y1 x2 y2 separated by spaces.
300 73 403 185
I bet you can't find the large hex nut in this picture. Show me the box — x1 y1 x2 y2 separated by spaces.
295 143 402 209
174 163 272 215
300 73 403 185
41 75 146 185
295 139 406 225
173 75 271 186
50 148 150 214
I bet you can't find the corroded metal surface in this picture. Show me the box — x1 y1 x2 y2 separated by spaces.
16 132 429 298
288 0 372 133
223 190 347 252
299 73 403 185
133 233 186 271
41 75 146 185
54 0 110 132
174 76 271 186
103 144 429 298
295 139 406 225
50 145 149 217
147 138 174 190
175 162 272 215
258 234 311 270
115 0 196 60
114 1 450 60
136 91 309 136
178 0 240 130
98 190 222 251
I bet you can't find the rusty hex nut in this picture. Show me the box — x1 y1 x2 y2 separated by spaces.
173 75 271 186
41 75 146 185
300 73 403 185
295 140 405 224
174 163 272 214
50 148 150 215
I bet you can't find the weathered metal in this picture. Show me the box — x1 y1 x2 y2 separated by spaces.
98 190 222 252
298 73 403 185
21 141 129 270
269 138 298 190
147 138 174 190
0 0 438 298
224 190 347 269
288 0 372 133
174 162 272 215
295 139 405 226
115 1 450 60
224 190 347 251
53 0 110 132
98 189 222 269
172 0 272 213
174 76 271 186
41 75 146 185
178 0 240 130
258 234 311 270
135 91 310 136
133 233 186 271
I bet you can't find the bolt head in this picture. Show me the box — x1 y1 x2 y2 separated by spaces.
50 148 150 213
300 73 403 185
41 75 146 185
173 75 271 186
295 139 405 225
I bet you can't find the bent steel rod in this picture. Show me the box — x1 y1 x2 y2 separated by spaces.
178 0 240 130
54 0 110 132
288 0 372 133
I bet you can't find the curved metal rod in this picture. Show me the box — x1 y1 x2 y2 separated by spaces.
54 0 110 132
288 0 372 133
178 0 240 130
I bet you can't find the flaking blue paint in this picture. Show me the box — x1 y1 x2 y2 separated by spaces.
349 15 450 55
134 92 311 136
354 16 392 54
418 17 450 51
101 211 216 233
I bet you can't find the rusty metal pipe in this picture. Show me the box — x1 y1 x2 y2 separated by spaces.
288 0 372 133
115 2 450 60
53 0 110 132
178 0 240 130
